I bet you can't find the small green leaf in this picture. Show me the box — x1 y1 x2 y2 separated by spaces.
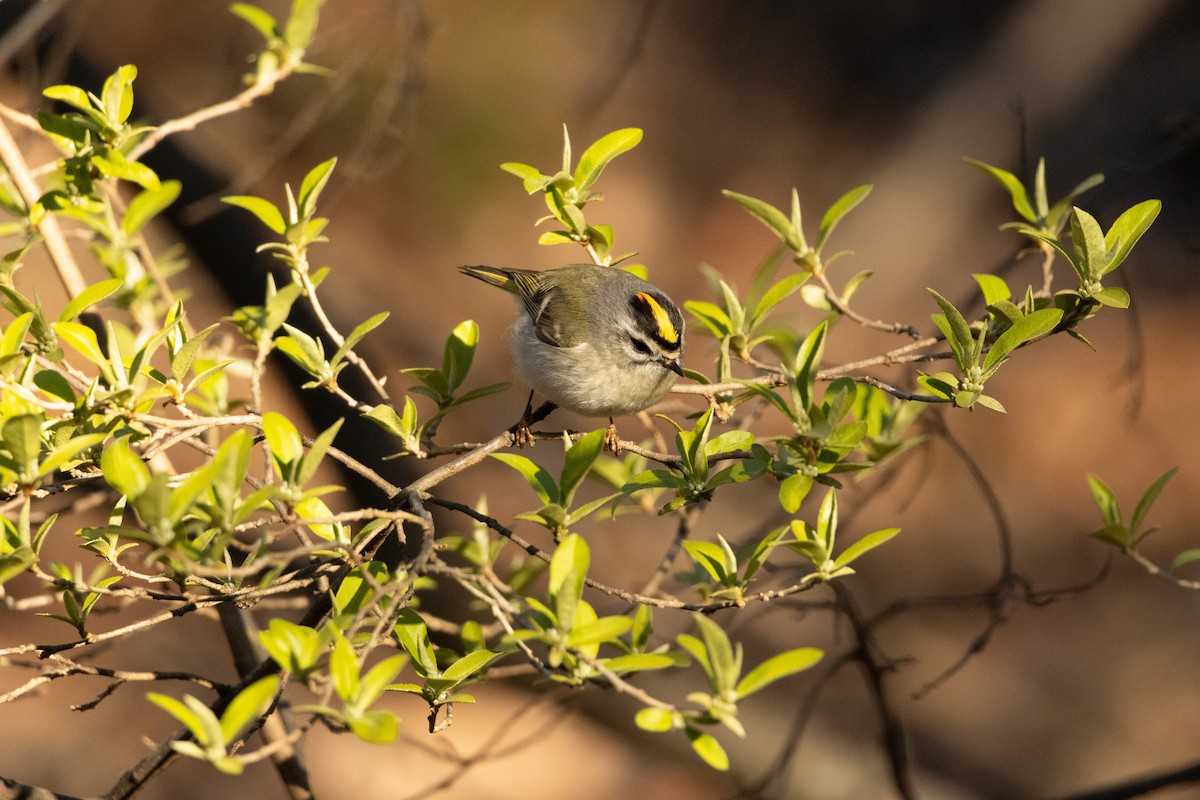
43 84 93 114
560 428 605 506
223 196 287 235
1087 474 1121 526
981 307 1063 377
972 273 1011 306
816 184 871 251
687 728 730 771
750 272 809 328
928 289 976 372
965 158 1036 223
1170 549 1200 572
100 437 150 499
394 608 438 677
440 649 502 684
59 279 122 323
604 653 677 673
722 190 803 252
1092 286 1130 308
219 676 280 745
1070 208 1108 279
283 0 326 49
261 411 304 472
548 534 589 601
692 613 738 695
230 3 280 40
1130 467 1177 535
566 615 633 649
635 707 677 731
832 527 900 571
347 710 398 744
735 647 823 699
51 321 107 368
123 181 181 236
1102 199 1160 275
492 453 559 506
573 128 643 193
297 417 343 487
298 157 337 222
147 693 214 746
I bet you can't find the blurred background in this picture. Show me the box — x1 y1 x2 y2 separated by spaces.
1 1 1199 798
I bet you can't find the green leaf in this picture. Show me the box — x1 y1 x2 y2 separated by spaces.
347 710 398 744
394 608 439 677
1102 199 1160 275
51 321 107 368
357 654 406 707
283 0 326 49
59 278 122 323
832 527 900 571
170 322 219 383
815 488 837 553
43 84 93 114
1130 467 1177 535
262 411 304 472
219 676 280 745
500 161 548 194
223 196 287 235
816 184 871 251
122 181 181 236
560 428 605 506
1070 208 1108 279
1170 549 1200 572
440 649 502 684
297 417 343 487
927 289 975 372
683 540 732 583
147 692 215 746
230 3 280 40
750 272 809 328
491 453 559 505
259 619 324 675
275 324 327 378
981 307 1063 377
634 707 677 732
1086 474 1121 526
972 273 1011 307
1092 286 1130 308
687 728 730 771
692 613 738 695
566 615 633 649
101 64 137 126
573 128 643 193
443 320 479 392
100 437 150 499
965 158 1035 222
722 190 803 252
604 653 677 673
684 300 732 338
298 157 337 222
548 533 589 599
735 647 823 699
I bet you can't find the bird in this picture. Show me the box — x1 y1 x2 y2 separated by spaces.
459 263 685 453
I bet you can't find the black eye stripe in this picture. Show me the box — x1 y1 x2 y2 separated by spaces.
629 337 653 355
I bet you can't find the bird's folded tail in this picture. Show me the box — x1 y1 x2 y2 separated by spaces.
459 265 516 291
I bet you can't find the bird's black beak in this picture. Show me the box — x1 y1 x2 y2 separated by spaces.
665 359 685 377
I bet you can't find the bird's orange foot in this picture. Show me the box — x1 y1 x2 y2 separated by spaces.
603 421 622 455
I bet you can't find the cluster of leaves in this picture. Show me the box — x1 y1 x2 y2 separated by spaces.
0 10 1179 792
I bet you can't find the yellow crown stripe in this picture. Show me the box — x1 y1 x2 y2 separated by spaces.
637 292 678 344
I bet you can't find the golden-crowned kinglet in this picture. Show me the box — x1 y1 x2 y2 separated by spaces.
460 263 685 451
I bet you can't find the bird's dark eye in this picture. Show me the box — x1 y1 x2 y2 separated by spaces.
629 337 653 356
